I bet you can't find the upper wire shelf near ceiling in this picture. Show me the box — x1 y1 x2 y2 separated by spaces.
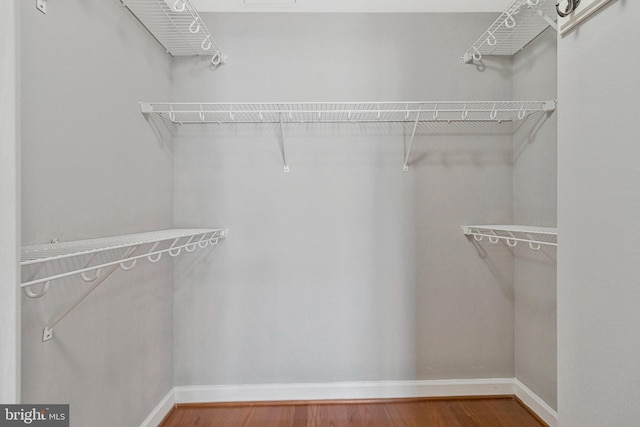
140 101 557 125
462 0 557 63
121 0 227 68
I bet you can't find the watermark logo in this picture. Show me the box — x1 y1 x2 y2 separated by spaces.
0 405 68 426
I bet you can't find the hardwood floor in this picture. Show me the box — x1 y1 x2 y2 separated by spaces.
159 397 547 427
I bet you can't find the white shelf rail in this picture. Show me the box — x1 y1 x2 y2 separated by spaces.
121 0 227 68
141 100 556 172
141 101 556 125
21 228 227 341
462 0 557 63
462 225 557 250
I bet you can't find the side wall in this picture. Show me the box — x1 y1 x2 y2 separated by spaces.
0 0 20 404
513 28 558 410
172 13 517 387
558 1 640 425
19 0 173 426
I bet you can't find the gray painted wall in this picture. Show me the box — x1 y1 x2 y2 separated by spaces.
172 13 517 386
19 0 173 425
558 1 640 426
513 28 557 410
0 0 20 404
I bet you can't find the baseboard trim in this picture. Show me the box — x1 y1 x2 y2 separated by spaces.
139 388 175 427
141 379 557 427
514 379 558 427
173 379 515 404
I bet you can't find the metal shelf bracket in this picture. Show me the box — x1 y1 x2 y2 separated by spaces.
403 109 422 172
42 246 139 342
279 113 290 173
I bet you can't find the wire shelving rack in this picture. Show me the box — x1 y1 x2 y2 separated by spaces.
141 100 556 172
462 225 557 250
462 0 557 63
140 100 557 125
121 0 227 67
21 228 227 341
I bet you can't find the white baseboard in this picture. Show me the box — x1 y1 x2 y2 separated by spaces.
141 379 557 427
173 379 514 404
514 379 558 427
175 379 514 403
139 388 175 427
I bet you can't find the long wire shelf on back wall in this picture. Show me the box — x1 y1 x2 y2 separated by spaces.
140 100 557 172
120 0 227 67
140 101 557 125
462 0 558 63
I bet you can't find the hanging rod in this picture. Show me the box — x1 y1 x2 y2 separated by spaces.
462 225 557 250
21 228 227 341
120 0 227 68
462 0 558 63
140 101 557 124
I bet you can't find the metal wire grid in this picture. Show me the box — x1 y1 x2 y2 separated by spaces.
21 229 227 290
121 0 222 57
462 225 557 248
141 101 556 124
21 229 224 265
462 0 557 62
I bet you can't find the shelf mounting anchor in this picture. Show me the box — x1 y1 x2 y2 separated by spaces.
36 0 47 14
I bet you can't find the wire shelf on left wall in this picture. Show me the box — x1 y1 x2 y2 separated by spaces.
21 228 227 341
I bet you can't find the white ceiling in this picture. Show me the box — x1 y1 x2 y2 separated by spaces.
191 0 509 13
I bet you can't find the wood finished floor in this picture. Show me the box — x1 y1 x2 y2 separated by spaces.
159 398 547 427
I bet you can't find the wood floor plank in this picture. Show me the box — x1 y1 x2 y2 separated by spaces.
159 397 547 427
460 399 545 427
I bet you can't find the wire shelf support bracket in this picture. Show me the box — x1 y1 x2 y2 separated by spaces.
21 228 228 341
462 225 557 251
279 112 290 173
403 107 422 172
120 0 227 68
462 0 558 64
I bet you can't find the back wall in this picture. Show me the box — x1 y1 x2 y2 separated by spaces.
172 12 517 386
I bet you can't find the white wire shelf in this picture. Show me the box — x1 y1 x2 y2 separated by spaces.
21 228 227 341
140 101 557 125
462 225 557 250
121 0 227 67
21 228 226 286
462 0 557 63
141 100 556 173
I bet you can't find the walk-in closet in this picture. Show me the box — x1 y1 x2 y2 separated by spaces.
2 0 639 426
